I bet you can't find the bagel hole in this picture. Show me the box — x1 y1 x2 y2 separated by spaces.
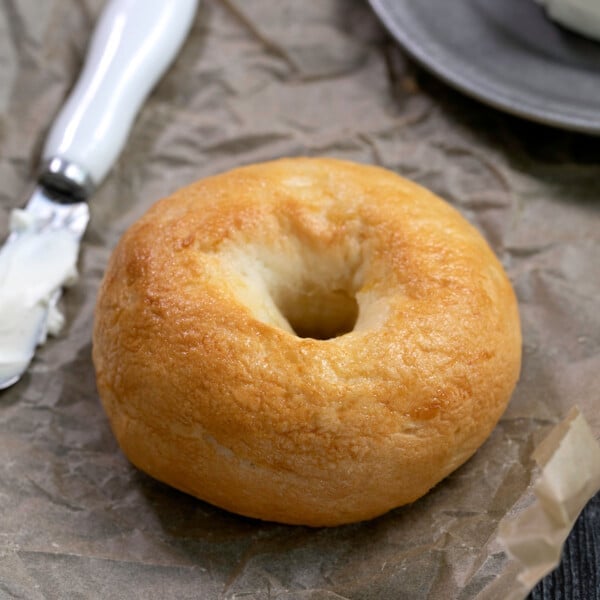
277 286 359 340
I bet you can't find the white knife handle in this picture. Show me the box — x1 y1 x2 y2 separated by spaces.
42 0 198 188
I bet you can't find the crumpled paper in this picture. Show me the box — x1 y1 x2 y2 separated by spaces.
1 1 599 598
499 407 600 597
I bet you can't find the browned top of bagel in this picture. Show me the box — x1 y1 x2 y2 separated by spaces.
93 157 521 526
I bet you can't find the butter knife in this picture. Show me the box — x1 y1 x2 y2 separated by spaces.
0 0 199 389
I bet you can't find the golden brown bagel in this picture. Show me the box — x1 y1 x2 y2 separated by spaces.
93 158 521 526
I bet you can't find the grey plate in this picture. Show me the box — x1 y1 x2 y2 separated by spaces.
369 0 600 134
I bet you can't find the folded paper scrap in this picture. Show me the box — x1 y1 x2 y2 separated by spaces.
497 407 600 598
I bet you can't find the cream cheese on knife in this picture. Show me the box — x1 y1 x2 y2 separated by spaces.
536 0 600 41
0 209 79 384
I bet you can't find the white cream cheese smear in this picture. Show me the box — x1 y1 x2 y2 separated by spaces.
536 0 600 41
0 209 79 385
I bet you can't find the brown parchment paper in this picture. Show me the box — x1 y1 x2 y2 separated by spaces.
1 1 600 598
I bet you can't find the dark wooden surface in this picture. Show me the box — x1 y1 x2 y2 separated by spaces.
529 490 600 600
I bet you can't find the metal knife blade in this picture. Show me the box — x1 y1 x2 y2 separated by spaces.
0 185 89 389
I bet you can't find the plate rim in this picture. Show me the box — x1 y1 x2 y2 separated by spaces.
369 0 600 135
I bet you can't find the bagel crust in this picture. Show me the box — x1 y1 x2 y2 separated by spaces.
93 158 521 526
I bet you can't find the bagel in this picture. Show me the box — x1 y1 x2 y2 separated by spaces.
92 158 521 526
